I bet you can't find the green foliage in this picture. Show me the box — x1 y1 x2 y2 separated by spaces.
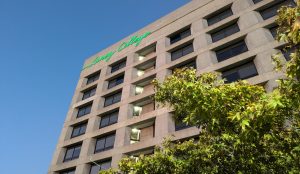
100 3 300 174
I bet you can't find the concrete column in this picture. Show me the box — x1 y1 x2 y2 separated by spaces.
254 48 277 74
75 163 90 174
197 51 218 72
245 28 274 51
238 11 262 31
265 79 279 92
111 153 124 169
81 138 95 157
232 0 253 14
155 113 173 141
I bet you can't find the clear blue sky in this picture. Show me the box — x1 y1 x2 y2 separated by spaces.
0 0 190 173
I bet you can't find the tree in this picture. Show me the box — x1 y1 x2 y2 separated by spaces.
100 2 300 174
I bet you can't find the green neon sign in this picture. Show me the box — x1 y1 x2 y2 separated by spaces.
82 31 152 70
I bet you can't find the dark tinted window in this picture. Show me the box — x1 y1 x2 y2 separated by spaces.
216 40 248 62
86 73 100 85
171 43 194 61
175 121 192 131
77 104 92 118
61 169 75 174
100 111 118 128
95 134 115 153
64 145 81 162
104 92 122 107
211 23 240 42
269 25 278 38
281 47 296 61
111 60 126 73
71 123 87 138
222 62 258 83
260 0 296 20
170 28 191 44
252 0 262 4
207 8 233 26
82 87 97 100
90 160 111 174
107 75 124 89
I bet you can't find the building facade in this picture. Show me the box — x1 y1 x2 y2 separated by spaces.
48 0 296 173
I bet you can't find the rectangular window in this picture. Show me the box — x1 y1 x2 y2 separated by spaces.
107 75 124 89
111 59 126 73
207 8 233 26
269 25 278 38
82 87 97 100
175 121 192 131
211 23 240 42
90 160 111 174
100 111 118 128
86 72 100 85
104 92 122 107
222 62 258 83
71 123 87 138
260 0 296 20
64 145 81 162
216 40 248 62
170 28 191 44
252 0 262 4
61 169 75 174
94 134 115 153
171 43 194 61
77 104 92 118
281 47 296 61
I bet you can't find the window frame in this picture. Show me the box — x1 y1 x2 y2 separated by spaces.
82 87 97 100
171 43 194 61
107 75 124 89
99 111 119 128
104 92 122 107
77 104 92 118
215 40 248 62
63 145 81 162
71 123 87 138
94 134 116 153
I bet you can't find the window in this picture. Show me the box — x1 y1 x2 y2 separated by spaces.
269 25 278 38
211 23 240 42
130 128 141 144
216 40 248 62
281 47 296 61
77 104 92 118
86 72 100 85
171 43 194 61
252 0 262 4
94 134 115 153
170 28 191 44
64 145 81 162
60 169 75 174
90 160 111 174
100 111 118 128
259 0 296 20
207 8 233 26
82 87 96 100
222 62 258 83
175 121 192 131
104 92 122 107
71 123 87 138
173 61 196 73
111 59 126 73
107 75 124 89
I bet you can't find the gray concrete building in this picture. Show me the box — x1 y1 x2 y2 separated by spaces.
48 0 296 173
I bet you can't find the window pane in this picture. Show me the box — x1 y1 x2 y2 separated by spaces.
111 60 126 73
87 73 100 85
238 63 258 79
104 97 113 107
109 113 118 124
170 28 191 44
64 148 74 161
79 124 87 135
211 23 239 42
90 165 100 174
171 43 193 61
182 44 194 56
105 135 115 149
252 0 262 4
260 0 296 20
100 161 111 171
71 127 80 137
207 8 233 26
216 41 248 62
95 138 105 152
113 93 121 103
223 72 240 83
72 146 81 159
175 121 192 131
100 116 110 128
171 49 183 61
